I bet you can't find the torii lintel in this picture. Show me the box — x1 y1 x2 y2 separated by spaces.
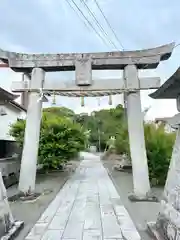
0 42 175 72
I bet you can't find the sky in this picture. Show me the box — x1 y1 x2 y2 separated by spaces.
0 0 180 120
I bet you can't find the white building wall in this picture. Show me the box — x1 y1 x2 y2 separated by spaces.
164 124 173 133
0 104 26 140
154 121 176 133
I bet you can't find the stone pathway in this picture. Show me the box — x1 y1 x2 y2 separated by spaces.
25 152 141 240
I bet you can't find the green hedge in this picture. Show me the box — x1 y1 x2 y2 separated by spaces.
115 122 175 186
144 123 175 186
75 104 175 186
115 123 130 156
10 111 86 170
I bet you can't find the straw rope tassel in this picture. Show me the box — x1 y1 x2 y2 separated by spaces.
98 97 100 106
81 96 85 107
108 95 112 105
52 91 56 105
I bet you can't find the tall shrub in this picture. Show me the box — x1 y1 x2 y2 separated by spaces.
115 123 130 156
115 121 175 186
144 123 175 185
10 111 85 170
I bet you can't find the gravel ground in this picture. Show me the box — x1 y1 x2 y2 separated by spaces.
103 159 163 240
6 160 80 240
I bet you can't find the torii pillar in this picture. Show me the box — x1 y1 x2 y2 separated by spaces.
21 73 30 110
18 68 45 194
148 67 180 239
124 65 151 200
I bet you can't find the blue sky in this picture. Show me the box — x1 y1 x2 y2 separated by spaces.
0 0 180 119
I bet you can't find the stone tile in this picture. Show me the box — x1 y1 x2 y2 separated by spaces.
37 202 59 224
84 202 101 230
114 205 130 217
41 230 64 239
65 198 86 224
37 182 75 224
48 215 68 230
100 204 123 239
83 229 102 240
98 181 111 205
25 236 42 240
62 221 84 239
101 216 123 239
121 230 141 240
115 206 139 234
25 223 48 239
118 215 136 230
106 180 120 199
111 198 123 206
86 194 99 203
56 199 75 218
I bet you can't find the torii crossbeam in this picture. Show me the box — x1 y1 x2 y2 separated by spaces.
0 42 174 73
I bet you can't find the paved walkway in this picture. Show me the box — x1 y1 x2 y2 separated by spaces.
25 152 141 240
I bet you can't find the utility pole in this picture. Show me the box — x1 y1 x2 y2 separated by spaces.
97 119 102 152
98 127 101 152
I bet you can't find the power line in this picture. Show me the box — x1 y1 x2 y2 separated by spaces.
80 0 119 50
93 0 125 50
65 0 90 30
66 0 111 49
66 0 178 60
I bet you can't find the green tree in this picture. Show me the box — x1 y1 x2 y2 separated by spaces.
43 107 75 118
10 110 85 170
115 121 175 186
144 123 175 185
75 105 125 151
76 104 175 186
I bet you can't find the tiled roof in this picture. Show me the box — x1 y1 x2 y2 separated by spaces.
9 100 27 112
150 67 180 99
0 87 26 112
0 87 19 101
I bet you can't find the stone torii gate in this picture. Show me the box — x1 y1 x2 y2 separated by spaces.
0 43 174 200
148 67 180 240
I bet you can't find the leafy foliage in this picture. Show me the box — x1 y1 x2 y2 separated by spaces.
77 105 175 186
9 119 26 147
10 104 176 185
39 114 85 169
144 123 175 186
115 123 130 156
75 105 125 150
43 107 75 118
10 108 85 170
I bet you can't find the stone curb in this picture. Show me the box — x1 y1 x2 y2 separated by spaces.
1 220 24 240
